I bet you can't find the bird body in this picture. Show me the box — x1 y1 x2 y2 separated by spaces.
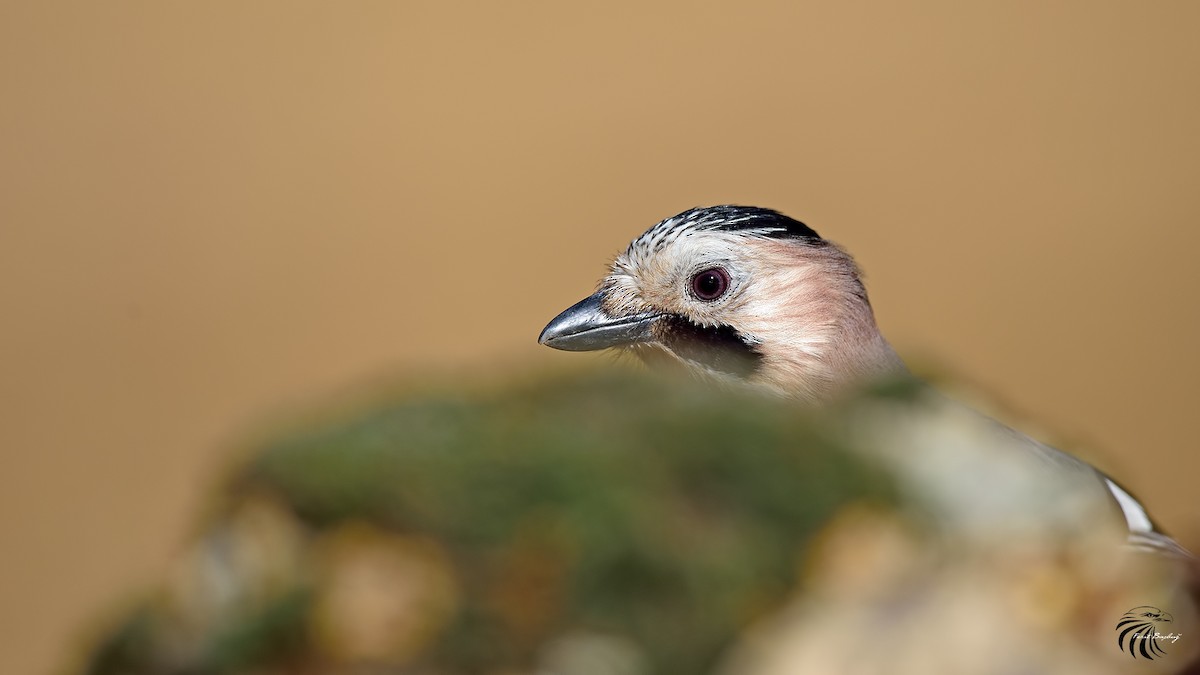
539 205 1189 559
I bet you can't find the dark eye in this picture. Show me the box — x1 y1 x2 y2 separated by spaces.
690 267 730 301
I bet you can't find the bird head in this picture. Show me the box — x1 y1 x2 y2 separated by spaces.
539 206 903 400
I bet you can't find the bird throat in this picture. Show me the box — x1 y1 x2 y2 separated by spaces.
650 315 764 378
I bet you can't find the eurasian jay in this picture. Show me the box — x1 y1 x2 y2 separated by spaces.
538 205 1189 559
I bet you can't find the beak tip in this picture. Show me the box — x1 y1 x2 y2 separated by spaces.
536 315 578 350
536 322 591 352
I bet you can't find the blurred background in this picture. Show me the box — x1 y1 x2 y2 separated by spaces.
1 2 1197 673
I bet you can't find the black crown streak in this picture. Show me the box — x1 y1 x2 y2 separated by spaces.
629 205 825 258
681 205 825 242
654 314 763 378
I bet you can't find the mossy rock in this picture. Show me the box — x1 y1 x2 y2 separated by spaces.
83 369 902 675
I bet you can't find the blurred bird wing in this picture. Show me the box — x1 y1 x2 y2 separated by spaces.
1103 477 1195 558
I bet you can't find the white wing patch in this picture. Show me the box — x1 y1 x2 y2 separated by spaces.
1105 478 1155 534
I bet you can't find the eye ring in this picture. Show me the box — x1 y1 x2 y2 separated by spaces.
690 267 731 301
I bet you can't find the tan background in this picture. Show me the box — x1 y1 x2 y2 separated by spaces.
2 2 1198 673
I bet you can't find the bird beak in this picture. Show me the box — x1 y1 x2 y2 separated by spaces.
538 292 659 351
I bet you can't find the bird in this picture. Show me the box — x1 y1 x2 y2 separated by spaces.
537 205 1190 560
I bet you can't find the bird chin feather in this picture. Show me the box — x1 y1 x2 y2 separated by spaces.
612 314 765 386
623 342 756 390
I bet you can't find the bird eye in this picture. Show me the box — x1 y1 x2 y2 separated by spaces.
691 267 730 301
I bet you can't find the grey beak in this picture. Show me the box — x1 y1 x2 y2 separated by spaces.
538 292 659 351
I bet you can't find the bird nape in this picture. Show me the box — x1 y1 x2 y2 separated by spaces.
538 204 1194 561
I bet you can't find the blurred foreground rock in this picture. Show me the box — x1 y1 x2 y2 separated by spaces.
79 370 1197 674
